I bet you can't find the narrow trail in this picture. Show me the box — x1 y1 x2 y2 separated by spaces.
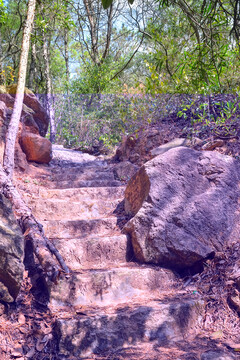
15 146 237 359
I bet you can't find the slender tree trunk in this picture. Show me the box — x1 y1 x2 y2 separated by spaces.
64 27 70 89
3 0 36 177
0 0 69 282
0 32 4 86
63 17 73 130
83 0 99 65
42 31 56 143
28 41 37 90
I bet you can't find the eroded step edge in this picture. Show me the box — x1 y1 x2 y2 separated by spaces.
50 179 122 189
54 298 204 357
52 234 131 270
49 266 177 307
25 198 122 221
36 186 125 201
42 217 125 239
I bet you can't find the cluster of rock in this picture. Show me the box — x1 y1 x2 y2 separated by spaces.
113 127 227 183
0 84 51 170
116 132 240 316
0 85 51 302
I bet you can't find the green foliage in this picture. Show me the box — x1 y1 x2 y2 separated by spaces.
53 92 164 149
177 95 240 138
0 0 7 26
0 65 15 85
70 57 121 94
137 1 240 95
102 0 113 10
101 0 134 9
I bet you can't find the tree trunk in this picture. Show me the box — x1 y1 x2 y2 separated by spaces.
64 27 70 90
3 0 36 178
28 41 38 90
42 30 56 143
0 32 4 86
0 0 69 282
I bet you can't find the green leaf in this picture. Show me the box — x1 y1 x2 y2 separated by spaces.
102 0 113 9
102 0 134 7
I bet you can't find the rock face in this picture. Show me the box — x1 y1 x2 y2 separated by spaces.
113 160 139 182
7 85 49 136
124 147 240 270
0 87 50 168
114 128 169 166
20 132 52 163
21 93 49 136
150 137 203 157
0 195 24 302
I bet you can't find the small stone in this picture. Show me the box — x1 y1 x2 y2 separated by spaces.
201 350 235 360
202 139 224 150
150 137 190 157
228 289 240 313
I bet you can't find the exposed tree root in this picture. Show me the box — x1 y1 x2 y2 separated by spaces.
0 166 69 282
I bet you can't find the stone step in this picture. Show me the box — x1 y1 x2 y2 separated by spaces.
52 169 115 182
49 265 177 307
34 186 125 201
42 217 124 239
50 179 123 189
52 234 130 270
25 198 121 221
54 297 203 358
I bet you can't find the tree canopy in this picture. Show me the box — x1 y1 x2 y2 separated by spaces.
0 0 239 146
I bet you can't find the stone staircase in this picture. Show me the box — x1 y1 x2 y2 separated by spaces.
22 153 203 359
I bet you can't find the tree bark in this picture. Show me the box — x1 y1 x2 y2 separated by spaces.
28 41 38 90
3 0 36 178
0 0 69 282
64 27 70 89
42 30 56 143
0 32 4 86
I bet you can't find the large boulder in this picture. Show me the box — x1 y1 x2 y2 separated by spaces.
0 87 50 168
7 84 49 136
0 195 24 302
124 147 240 270
20 132 52 164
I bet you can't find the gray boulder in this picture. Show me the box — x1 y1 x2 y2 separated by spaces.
0 195 24 302
124 147 240 270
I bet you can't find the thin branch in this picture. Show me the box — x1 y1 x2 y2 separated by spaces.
110 34 144 82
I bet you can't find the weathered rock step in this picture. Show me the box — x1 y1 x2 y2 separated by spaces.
51 169 115 182
36 186 125 201
25 198 121 221
55 297 203 358
52 234 130 269
42 217 125 239
49 265 177 307
49 179 122 189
